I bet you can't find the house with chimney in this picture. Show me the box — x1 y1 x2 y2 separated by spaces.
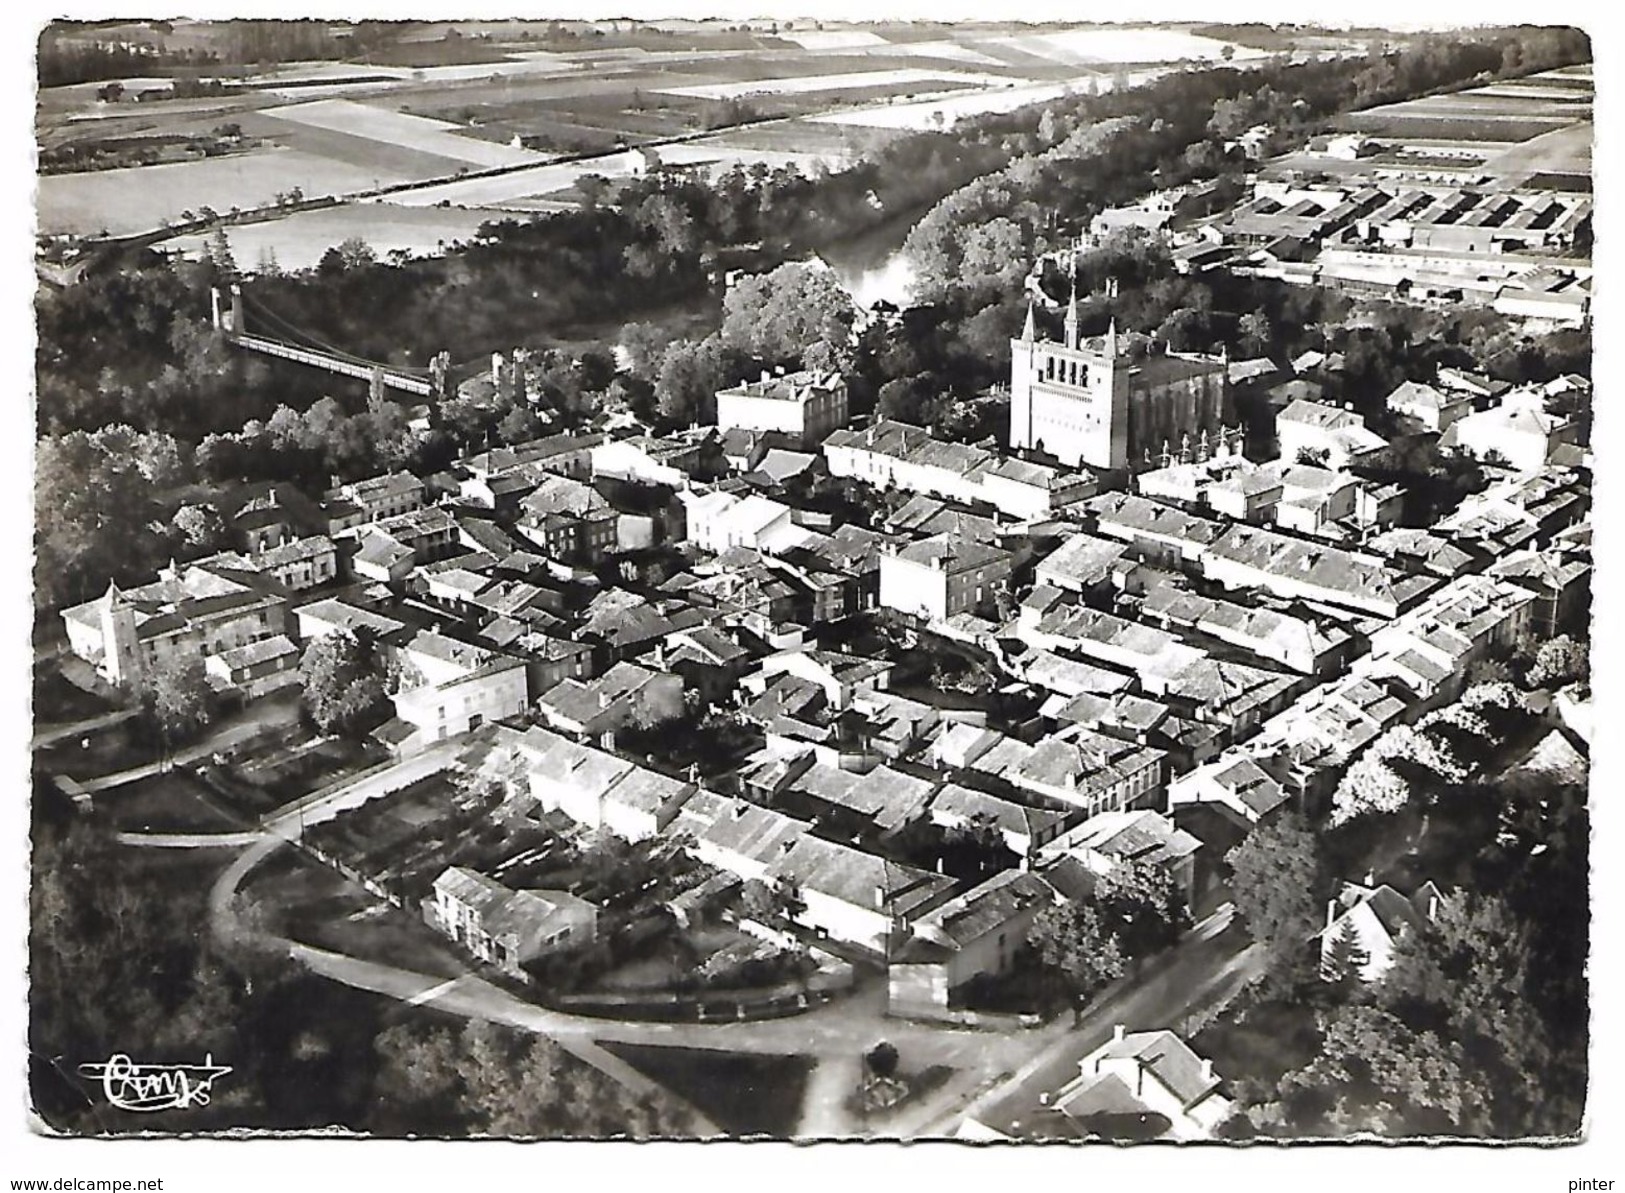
61 559 290 690
535 660 684 744
715 368 849 448
1319 878 1447 983
888 870 1059 1015
427 867 598 978
959 1025 1232 1141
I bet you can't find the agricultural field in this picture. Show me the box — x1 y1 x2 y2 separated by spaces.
1485 122 1593 186
165 202 503 272
653 67 1011 101
39 19 1259 243
1340 67 1592 149
975 26 1268 66
262 98 549 168
808 72 1166 131
376 135 846 213
778 30 890 51
38 147 386 237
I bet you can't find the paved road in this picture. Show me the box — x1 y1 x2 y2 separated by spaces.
78 700 302 793
931 909 1266 1138
260 739 467 838
116 829 267 849
32 707 138 748
205 825 1262 1139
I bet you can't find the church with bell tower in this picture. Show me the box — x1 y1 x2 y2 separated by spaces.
1007 279 1231 473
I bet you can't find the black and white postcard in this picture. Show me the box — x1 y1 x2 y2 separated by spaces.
19 4 1608 1183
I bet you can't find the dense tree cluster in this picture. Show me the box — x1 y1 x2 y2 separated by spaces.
1027 859 1186 1010
298 630 392 737
34 426 188 608
1226 811 1322 958
372 1018 693 1138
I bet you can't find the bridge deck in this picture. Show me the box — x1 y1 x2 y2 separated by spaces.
232 333 435 396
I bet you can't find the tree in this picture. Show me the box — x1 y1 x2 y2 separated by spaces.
1027 900 1127 1016
138 656 213 749
1225 810 1320 952
372 1018 692 1137
864 1041 900 1082
1320 918 1372 988
207 225 237 280
1526 634 1588 690
1093 858 1188 957
653 336 730 428
1238 308 1272 357
174 503 229 552
739 877 802 924
337 236 376 270
1379 889 1555 1133
876 374 941 426
1276 1004 1489 1136
1332 753 1411 825
35 430 166 609
619 322 671 383
298 630 390 736
720 261 858 370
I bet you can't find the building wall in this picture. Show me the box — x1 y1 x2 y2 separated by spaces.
879 555 948 621
795 889 894 954
394 666 529 751
1009 339 1129 469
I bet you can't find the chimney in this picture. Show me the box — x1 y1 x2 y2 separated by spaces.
1326 898 1338 930
733 801 748 820
1200 1058 1214 1083
1113 1024 1126 1043
874 885 887 909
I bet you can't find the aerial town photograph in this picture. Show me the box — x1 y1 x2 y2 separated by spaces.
22 5 1599 1172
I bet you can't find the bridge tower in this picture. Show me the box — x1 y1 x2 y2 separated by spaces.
210 285 244 334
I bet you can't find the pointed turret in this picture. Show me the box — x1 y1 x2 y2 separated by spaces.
1063 284 1080 352
1105 318 1119 359
1021 300 1036 344
103 579 123 606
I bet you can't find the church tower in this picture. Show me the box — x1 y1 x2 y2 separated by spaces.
98 581 141 687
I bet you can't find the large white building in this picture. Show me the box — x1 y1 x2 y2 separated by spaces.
1007 299 1229 472
715 369 849 447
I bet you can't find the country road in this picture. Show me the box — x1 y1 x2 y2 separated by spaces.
205 824 1260 1138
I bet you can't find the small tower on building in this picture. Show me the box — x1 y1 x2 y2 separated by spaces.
98 581 141 687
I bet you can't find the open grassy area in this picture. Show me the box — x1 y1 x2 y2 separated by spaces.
32 663 115 725
96 768 249 834
35 720 158 781
601 1043 814 1136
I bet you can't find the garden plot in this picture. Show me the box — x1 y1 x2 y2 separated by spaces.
654 67 1013 101
37 147 387 237
263 98 550 169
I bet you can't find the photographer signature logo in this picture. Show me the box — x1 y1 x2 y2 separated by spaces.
77 1054 232 1112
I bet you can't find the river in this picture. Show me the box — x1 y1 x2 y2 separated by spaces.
817 201 930 310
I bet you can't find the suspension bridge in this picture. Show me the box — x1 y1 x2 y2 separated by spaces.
213 284 440 398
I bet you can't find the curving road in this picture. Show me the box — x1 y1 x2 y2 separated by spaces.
205 826 1258 1138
